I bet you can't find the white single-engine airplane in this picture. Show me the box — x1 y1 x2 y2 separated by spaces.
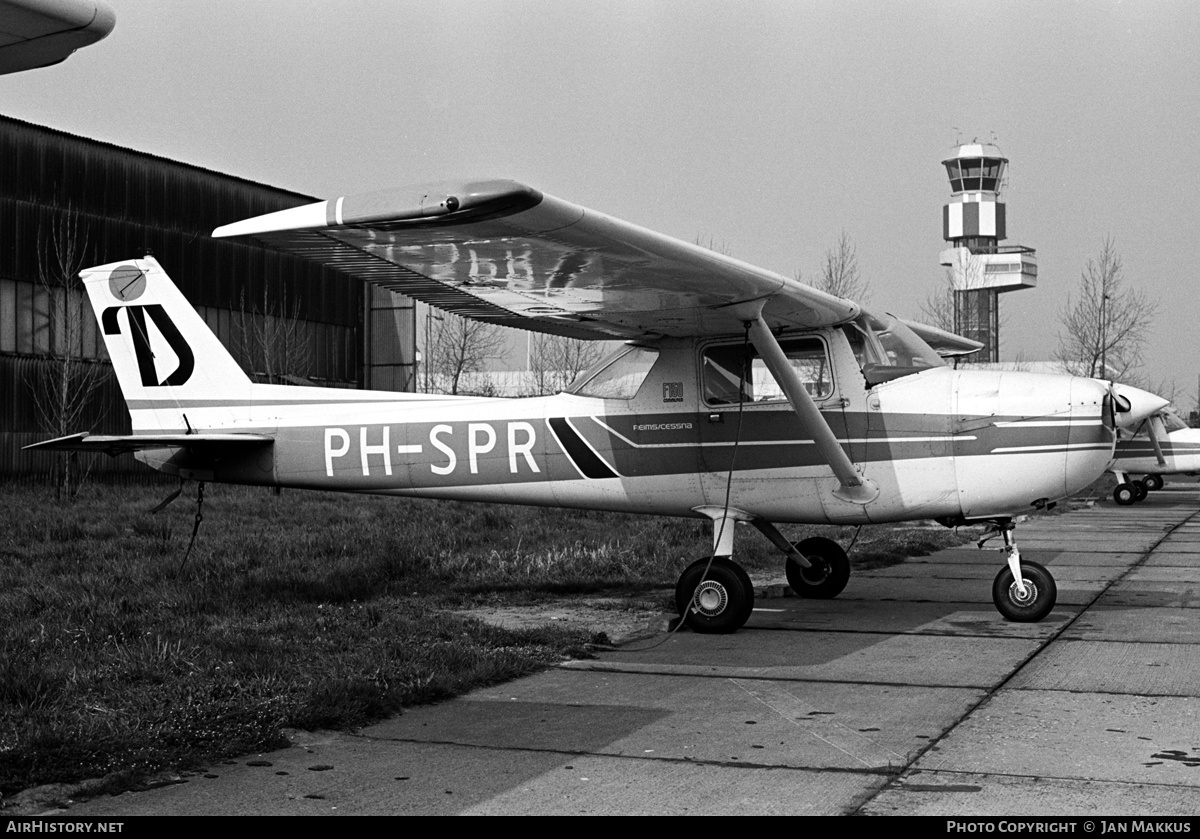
28 180 1169 629
1108 408 1200 504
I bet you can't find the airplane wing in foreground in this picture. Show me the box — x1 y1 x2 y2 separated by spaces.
24 432 273 458
0 0 116 75
213 180 859 340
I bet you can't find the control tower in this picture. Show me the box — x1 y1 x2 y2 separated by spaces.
939 144 1037 362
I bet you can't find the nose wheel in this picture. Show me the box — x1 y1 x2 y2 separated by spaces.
992 560 1057 622
980 520 1057 622
1113 482 1147 505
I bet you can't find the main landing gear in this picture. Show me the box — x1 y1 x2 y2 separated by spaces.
674 557 755 634
1112 470 1160 505
674 514 1059 631
674 518 852 634
784 537 850 599
980 519 1057 622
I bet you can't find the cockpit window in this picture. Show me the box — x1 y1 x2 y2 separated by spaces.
569 345 658 399
1160 410 1188 433
702 336 833 404
843 310 945 386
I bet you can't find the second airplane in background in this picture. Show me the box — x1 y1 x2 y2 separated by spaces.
1109 408 1200 504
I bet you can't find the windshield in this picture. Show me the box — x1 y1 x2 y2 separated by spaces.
843 310 945 386
1161 409 1189 433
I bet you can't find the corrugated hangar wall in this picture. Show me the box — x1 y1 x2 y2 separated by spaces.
0 115 416 480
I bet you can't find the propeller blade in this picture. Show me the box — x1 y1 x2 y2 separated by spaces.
1109 383 1170 435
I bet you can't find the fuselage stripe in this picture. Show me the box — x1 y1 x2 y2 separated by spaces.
994 419 1105 427
565 416 623 477
548 417 619 479
990 443 1115 454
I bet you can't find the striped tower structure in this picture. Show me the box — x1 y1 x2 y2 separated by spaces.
939 143 1037 363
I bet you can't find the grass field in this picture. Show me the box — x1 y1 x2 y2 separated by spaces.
0 479 967 800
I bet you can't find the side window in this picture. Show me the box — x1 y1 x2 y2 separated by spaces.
702 344 749 404
702 337 832 404
571 346 658 399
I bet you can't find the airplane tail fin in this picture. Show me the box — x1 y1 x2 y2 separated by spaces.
81 256 254 431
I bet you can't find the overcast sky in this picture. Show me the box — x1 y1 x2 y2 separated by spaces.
3 0 1198 407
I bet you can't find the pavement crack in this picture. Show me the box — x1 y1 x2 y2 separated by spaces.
342 730 899 775
729 678 906 769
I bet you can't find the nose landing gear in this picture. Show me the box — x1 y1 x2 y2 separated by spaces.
1112 469 1157 505
1113 481 1147 505
980 519 1057 622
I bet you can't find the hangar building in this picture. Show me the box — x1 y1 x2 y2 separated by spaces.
0 114 416 480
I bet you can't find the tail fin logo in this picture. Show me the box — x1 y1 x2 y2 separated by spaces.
101 305 195 387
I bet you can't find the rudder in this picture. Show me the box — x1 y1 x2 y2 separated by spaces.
81 256 253 429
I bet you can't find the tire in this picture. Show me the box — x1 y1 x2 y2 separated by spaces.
785 536 850 599
992 560 1057 622
1113 483 1137 505
1141 475 1164 492
675 557 755 634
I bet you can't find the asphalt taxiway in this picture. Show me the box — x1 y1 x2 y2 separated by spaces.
49 485 1200 815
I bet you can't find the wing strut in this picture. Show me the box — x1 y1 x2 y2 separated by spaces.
747 316 878 504
1148 414 1168 466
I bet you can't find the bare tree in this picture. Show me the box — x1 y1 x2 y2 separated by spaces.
918 271 956 333
1057 237 1157 380
231 282 313 385
430 311 504 395
694 234 732 256
950 250 988 341
814 231 870 303
524 333 605 396
920 250 997 351
33 207 104 500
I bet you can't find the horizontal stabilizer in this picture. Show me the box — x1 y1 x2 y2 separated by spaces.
901 319 984 359
24 431 273 458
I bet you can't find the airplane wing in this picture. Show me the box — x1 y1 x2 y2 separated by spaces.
213 180 859 340
901 319 984 358
24 431 273 458
0 0 115 75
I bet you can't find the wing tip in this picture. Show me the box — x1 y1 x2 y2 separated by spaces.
213 179 542 240
213 201 331 239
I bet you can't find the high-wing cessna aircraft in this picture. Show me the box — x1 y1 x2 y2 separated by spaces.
27 180 1169 630
1108 408 1200 504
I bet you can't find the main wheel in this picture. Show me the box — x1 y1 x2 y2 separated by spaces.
785 536 850 599
992 560 1056 622
1141 475 1164 492
1113 483 1137 505
675 557 755 634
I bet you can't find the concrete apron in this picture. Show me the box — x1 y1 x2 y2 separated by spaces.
55 489 1200 816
